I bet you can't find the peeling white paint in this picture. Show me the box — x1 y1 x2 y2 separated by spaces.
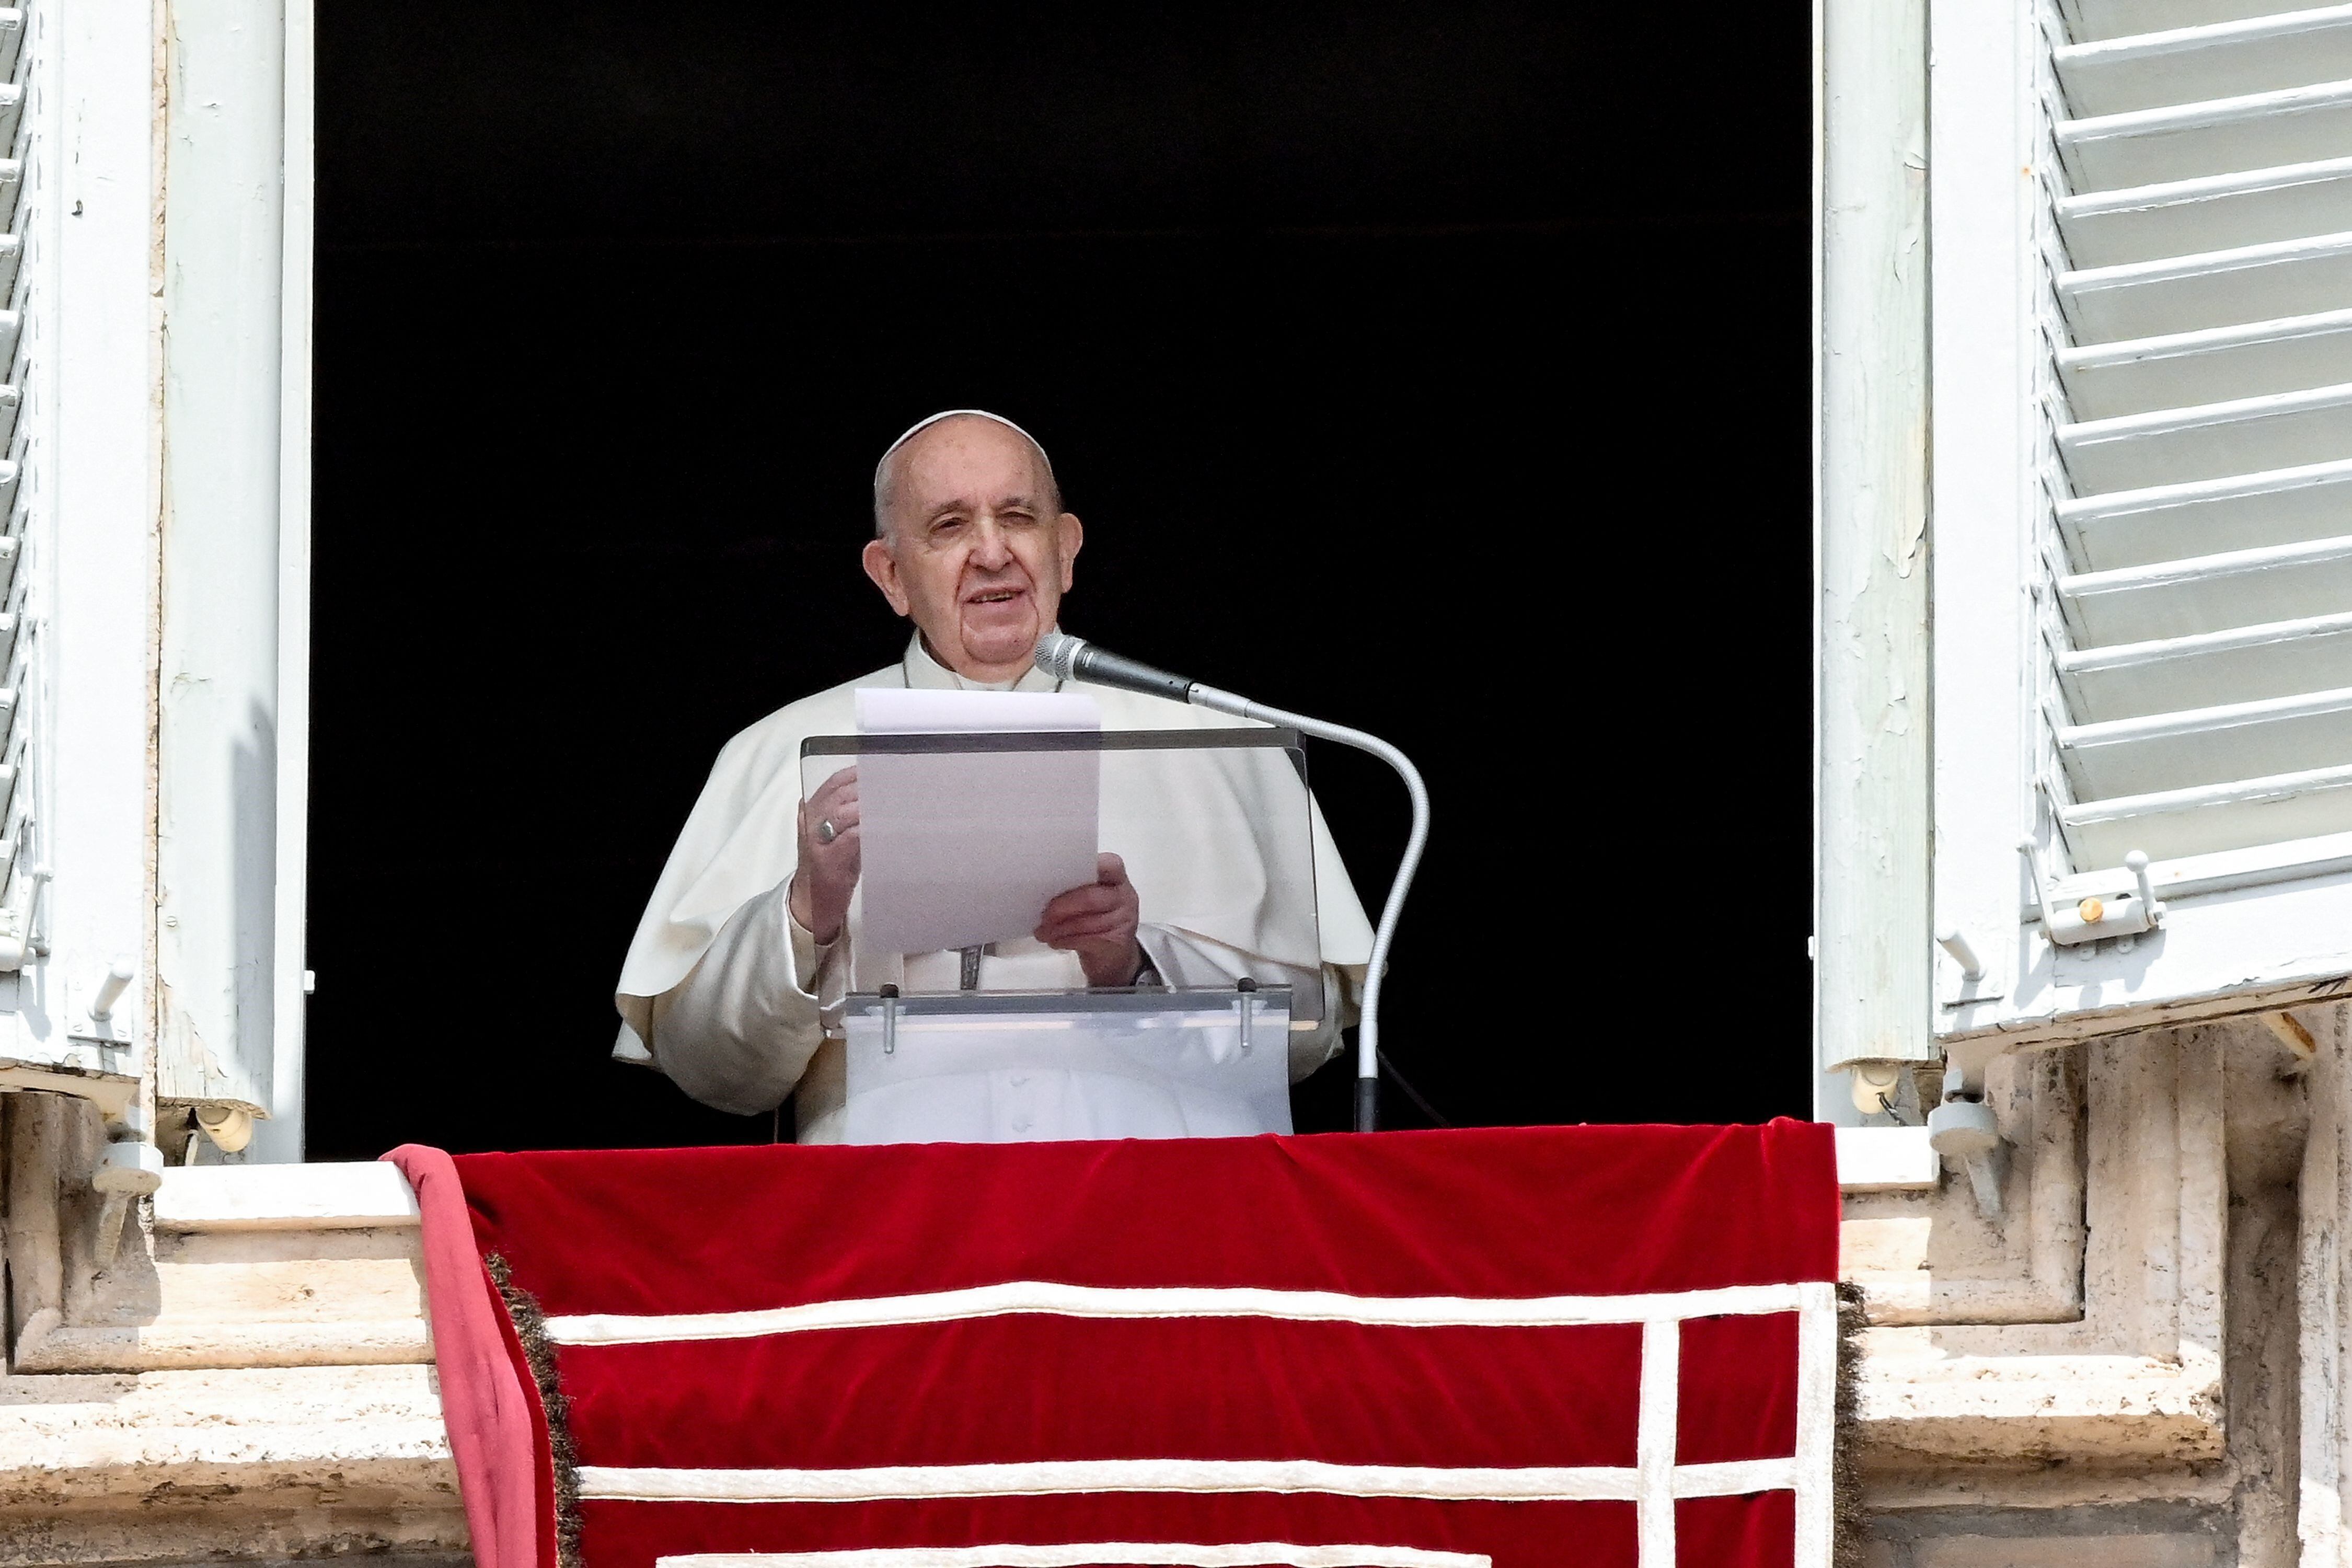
1816 0 1936 1098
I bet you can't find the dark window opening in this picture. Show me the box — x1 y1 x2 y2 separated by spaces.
307 3 1811 1158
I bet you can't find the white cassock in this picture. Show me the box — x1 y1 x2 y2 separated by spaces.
614 635 1376 1143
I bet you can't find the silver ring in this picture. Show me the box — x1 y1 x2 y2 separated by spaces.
816 817 838 845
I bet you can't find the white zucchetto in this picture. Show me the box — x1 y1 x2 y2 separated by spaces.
873 409 1055 489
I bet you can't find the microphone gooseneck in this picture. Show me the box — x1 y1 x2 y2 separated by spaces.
1033 630 1431 1133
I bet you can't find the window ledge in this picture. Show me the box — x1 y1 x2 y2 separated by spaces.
1838 1126 1940 1192
156 1144 1932 1213
152 1159 418 1231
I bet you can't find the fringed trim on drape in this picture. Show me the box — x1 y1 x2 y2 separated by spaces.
489 1253 585 1568
475 1255 1870 1568
1834 1279 1869 1568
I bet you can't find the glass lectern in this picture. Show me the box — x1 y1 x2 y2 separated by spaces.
799 725 1327 1144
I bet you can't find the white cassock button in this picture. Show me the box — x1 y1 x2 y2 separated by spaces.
1010 1075 1029 1087
1012 1117 1032 1134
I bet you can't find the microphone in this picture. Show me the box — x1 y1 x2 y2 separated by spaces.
1030 628 1432 1135
1031 630 1196 704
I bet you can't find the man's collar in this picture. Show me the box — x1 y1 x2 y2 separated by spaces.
902 633 1059 693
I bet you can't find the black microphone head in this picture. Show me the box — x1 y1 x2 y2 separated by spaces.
1033 629 1086 682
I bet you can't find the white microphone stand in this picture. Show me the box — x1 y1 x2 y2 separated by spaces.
1185 683 1432 1134
1034 631 1430 1133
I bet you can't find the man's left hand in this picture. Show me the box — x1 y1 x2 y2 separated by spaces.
1035 851 1145 987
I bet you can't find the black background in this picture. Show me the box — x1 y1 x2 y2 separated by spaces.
305 2 1812 1159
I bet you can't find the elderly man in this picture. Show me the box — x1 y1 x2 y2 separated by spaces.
615 410 1373 1142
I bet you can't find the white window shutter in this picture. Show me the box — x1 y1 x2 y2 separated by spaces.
0 4 45 1032
152 0 312 1159
1817 0 1937 1105
1932 0 2352 1051
0 0 148 1122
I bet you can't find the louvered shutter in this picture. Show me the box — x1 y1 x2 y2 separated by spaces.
0 0 146 1116
0 5 33 988
1930 0 2352 1046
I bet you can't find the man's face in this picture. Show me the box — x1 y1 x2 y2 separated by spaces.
863 418 1082 681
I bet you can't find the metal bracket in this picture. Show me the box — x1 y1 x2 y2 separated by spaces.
91 1139 162 1265
1927 1062 2009 1219
1936 926 2003 1007
66 956 135 1045
2020 839 2164 948
1236 976 1256 1055
880 983 899 1056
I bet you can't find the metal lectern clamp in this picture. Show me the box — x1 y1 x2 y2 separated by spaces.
1236 976 1257 1055
880 984 900 1056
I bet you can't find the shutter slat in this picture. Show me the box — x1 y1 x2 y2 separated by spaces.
2058 304 2352 416
2059 229 2352 341
2060 760 2352 861
2058 456 2352 568
2060 608 2352 718
2059 77 2352 189
2060 531 2352 641
2071 0 2318 46
2057 378 2352 489
2060 157 2352 267
2057 5 2352 117
2058 682 2352 794
0 235 27 307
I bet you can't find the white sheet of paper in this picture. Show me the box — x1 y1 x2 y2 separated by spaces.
852 688 1102 956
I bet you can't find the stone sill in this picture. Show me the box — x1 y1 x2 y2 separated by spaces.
1838 1126 1940 1192
151 1159 420 1230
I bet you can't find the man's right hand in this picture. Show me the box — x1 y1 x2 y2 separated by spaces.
789 767 860 943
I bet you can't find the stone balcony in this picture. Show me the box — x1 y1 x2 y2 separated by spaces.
0 1012 2330 1565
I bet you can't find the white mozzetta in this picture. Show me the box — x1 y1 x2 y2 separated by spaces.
151 1160 418 1232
